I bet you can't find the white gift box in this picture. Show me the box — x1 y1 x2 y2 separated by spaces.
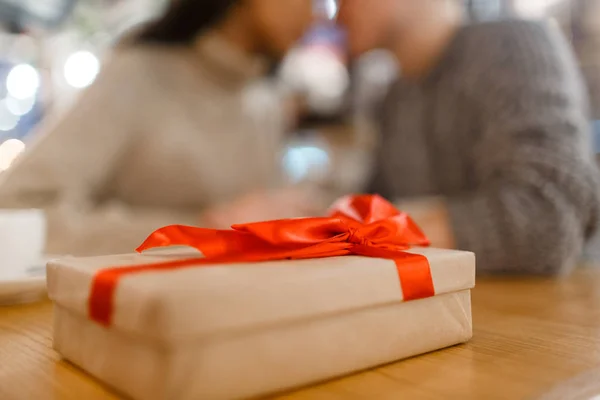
48 246 475 400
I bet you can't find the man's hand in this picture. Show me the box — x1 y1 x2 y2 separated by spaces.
396 197 456 249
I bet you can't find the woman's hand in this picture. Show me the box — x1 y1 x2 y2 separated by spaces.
201 187 329 229
396 197 456 249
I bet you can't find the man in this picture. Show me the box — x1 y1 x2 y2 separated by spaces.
338 0 600 274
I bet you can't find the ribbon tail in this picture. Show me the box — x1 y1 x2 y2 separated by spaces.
136 225 271 258
351 245 434 301
393 252 435 300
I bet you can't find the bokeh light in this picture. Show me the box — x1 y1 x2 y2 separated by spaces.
6 64 40 100
5 96 36 116
0 100 20 132
0 139 26 171
64 51 100 89
324 0 338 20
283 145 331 183
281 50 349 114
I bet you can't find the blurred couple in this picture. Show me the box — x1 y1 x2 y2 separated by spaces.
0 0 597 275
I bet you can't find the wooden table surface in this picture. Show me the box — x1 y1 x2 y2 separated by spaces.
2 268 600 400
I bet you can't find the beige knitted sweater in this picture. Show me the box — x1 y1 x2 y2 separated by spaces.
0 34 288 256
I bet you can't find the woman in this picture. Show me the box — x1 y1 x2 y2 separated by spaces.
0 0 317 256
338 0 600 274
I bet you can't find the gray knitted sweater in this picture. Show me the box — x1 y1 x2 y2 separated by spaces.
369 19 600 275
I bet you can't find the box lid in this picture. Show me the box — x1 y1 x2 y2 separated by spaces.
47 247 475 343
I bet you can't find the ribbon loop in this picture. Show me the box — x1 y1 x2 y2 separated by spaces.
136 195 430 257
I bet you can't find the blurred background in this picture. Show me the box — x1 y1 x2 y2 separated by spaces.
0 0 596 190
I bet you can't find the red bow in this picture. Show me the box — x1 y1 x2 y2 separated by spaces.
89 194 435 326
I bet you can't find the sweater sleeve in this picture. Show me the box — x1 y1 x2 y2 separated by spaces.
446 20 600 275
0 51 198 256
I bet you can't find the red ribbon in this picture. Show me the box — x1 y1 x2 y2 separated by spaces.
89 194 435 326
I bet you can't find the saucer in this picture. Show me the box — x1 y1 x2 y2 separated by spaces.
0 257 56 306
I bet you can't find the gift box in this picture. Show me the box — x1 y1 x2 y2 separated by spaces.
47 195 475 400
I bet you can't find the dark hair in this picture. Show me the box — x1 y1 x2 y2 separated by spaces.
135 0 240 45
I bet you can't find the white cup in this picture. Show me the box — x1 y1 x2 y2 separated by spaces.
0 209 46 280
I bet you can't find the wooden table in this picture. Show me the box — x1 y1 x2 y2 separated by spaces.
2 268 600 400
